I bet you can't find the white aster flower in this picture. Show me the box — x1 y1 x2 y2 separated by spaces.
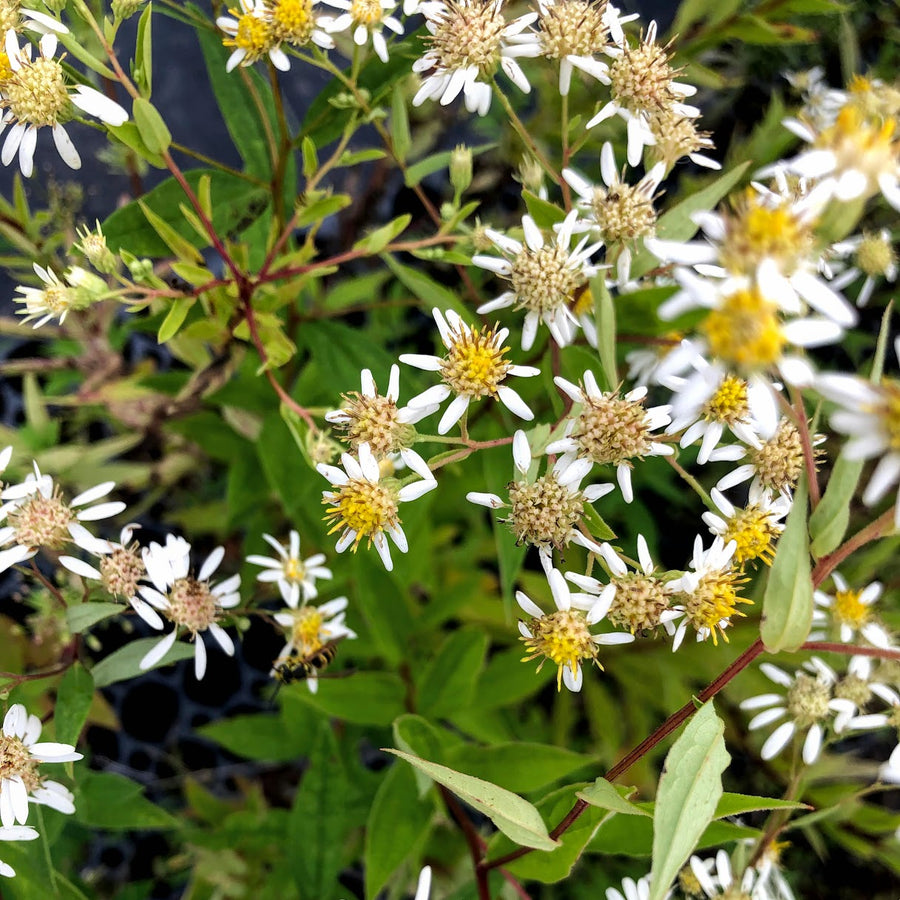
0 30 129 178
247 530 332 607
325 0 402 62
466 428 612 565
665 534 749 649
400 307 540 434
586 20 699 166
817 338 900 527
272 596 356 692
701 485 790 569
739 658 855 764
411 0 540 116
325 364 438 457
0 824 39 878
59 523 165 630
14 262 98 328
563 143 665 285
517 567 634 692
605 873 651 900
830 655 899 734
216 0 291 71
138 537 241 680
782 98 900 212
318 441 436 571
664 363 763 463
644 106 719 172
811 571 892 649
688 850 765 899
0 703 81 830
565 534 679 634
263 0 335 48
0 1 67 36
0 467 126 575
784 67 845 131
709 417 812 499
549 371 672 502
473 209 602 350
647 177 857 331
528 0 611 96
829 229 898 307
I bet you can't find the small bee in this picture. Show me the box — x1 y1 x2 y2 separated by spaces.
272 638 344 685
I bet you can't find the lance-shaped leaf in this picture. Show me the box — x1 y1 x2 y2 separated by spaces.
648 701 730 900
385 749 558 851
761 475 813 652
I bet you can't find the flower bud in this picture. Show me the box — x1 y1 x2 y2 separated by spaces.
449 144 472 198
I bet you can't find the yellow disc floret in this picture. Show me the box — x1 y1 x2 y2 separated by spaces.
722 505 782 567
266 0 314 44
324 478 400 548
520 608 600 690
703 375 749 425
291 605 324 653
701 287 786 371
683 567 750 644
4 55 69 127
441 323 512 398
224 6 276 61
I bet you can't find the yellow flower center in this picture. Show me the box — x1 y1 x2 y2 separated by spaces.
426 0 505 76
786 673 831 727
590 182 657 244
574 391 654 466
538 0 609 61
283 555 306 583
351 0 383 25
856 231 896 278
750 419 805 494
0 2 18 35
0 733 42 793
268 0 315 44
608 33 680 113
335 391 407 456
226 8 275 59
4 56 69 128
719 192 812 276
324 478 399 547
440 323 512 398
832 588 871 628
509 244 583 315
7 492 74 550
291 606 324 653
722 505 781 567
816 105 900 193
167 577 219 633
520 608 600 691
683 567 750 644
701 288 786 371
99 546 145 598
0 50 13 84
703 375 749 425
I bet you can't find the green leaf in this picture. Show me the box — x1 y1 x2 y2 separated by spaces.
578 778 651 817
353 214 412 253
382 254 468 317
591 275 617 391
158 297 196 342
391 89 411 164
195 21 277 177
133 1 153 97
301 136 318 179
761 475 813 652
630 162 752 280
65 601 123 634
582 503 616 541
198 713 310 761
810 451 864 557
138 198 203 263
170 262 214 286
386 749 558 851
416 628 488 717
648 701 730 900
588 814 757 857
296 192 353 227
56 28 117 79
107 121 166 168
76 772 178 830
90 637 195 687
486 783 608 884
288 724 348 900
103 169 268 257
469 645 555 710
133 97 171 155
54 664 94 747
713 792 809 819
522 191 567 229
365 761 433 899
289 672 407 725
446 743 593 794
671 0 742 34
